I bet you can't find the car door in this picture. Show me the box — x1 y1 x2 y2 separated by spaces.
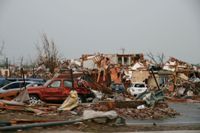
43 80 63 100
63 80 72 97
0 82 22 99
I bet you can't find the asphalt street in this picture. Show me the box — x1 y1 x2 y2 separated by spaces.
126 102 200 126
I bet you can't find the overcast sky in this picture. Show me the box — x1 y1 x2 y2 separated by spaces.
0 0 200 64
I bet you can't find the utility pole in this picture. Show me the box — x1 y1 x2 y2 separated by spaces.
20 57 23 68
173 61 178 91
70 69 74 90
5 57 8 69
120 48 125 54
5 57 9 79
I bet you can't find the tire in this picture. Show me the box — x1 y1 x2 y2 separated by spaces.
78 95 86 103
86 93 96 102
29 94 41 104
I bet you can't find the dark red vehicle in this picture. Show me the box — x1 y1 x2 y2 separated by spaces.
27 75 95 103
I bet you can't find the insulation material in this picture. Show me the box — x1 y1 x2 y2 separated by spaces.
58 90 78 111
131 62 145 70
83 110 118 120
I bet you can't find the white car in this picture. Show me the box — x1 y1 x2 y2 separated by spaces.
127 82 148 96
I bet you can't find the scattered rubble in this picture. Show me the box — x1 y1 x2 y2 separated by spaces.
0 53 199 131
74 101 179 120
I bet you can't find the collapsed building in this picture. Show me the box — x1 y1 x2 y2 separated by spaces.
76 54 200 98
0 53 199 106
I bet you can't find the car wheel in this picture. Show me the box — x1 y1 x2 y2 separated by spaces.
29 95 41 104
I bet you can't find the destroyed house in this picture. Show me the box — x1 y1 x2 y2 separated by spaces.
115 54 134 66
80 53 145 69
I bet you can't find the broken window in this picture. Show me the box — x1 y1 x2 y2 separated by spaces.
118 57 122 64
64 80 72 88
134 84 145 88
49 80 61 88
124 57 128 65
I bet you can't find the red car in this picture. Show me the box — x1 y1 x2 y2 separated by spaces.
27 75 95 103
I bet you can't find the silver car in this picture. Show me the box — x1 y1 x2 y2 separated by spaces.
0 81 37 94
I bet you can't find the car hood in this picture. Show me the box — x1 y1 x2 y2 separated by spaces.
0 88 4 93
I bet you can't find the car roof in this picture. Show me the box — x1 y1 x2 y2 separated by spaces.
8 81 34 83
0 81 35 89
1 81 35 87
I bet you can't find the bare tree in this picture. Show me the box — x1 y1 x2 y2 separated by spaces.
157 53 165 66
0 41 7 68
36 33 60 73
0 41 5 56
146 52 158 65
146 52 165 66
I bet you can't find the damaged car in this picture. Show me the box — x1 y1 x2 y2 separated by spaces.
0 81 42 100
27 75 96 104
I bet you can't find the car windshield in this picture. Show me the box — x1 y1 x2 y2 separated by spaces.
134 84 145 88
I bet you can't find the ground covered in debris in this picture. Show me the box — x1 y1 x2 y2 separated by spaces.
75 102 179 120
0 101 180 133
0 99 200 132
0 102 179 122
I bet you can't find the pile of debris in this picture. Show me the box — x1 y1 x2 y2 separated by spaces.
115 102 179 119
0 88 178 132
75 91 179 119
79 103 178 120
0 100 179 123
0 52 199 132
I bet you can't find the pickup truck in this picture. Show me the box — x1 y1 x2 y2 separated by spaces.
27 75 95 103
